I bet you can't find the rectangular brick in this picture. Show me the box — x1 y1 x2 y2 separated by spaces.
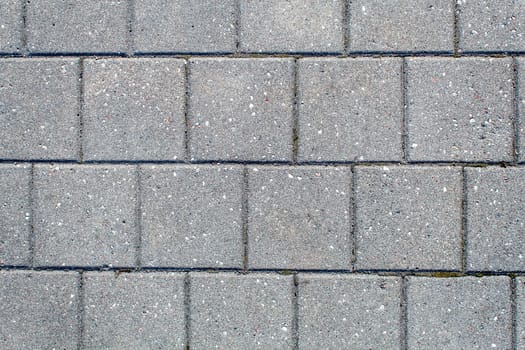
83 58 186 161
298 58 402 162
190 272 293 349
247 166 351 269
189 58 294 161
0 0 22 53
0 58 79 160
297 274 401 349
355 166 462 270
518 58 525 162
406 58 514 161
27 0 128 54
33 164 137 267
83 272 185 349
407 276 512 350
349 0 454 52
466 167 525 271
0 270 79 350
517 277 525 350
134 0 236 53
140 165 243 268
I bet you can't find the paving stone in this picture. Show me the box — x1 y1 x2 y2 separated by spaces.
0 270 79 350
466 167 525 271
349 0 454 52
33 164 137 267
297 58 402 162
406 58 514 162
355 166 462 270
0 164 31 266
189 58 294 161
297 274 401 349
0 0 22 53
0 58 79 160
141 165 243 268
83 272 185 350
517 277 525 350
190 272 293 349
83 58 186 161
134 0 236 53
26 0 128 53
239 0 343 53
247 166 351 269
518 58 525 162
407 276 512 350
458 0 525 52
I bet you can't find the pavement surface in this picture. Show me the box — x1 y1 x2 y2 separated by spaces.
0 0 524 349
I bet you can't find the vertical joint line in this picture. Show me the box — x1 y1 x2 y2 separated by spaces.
234 0 241 53
512 57 520 164
461 167 468 273
78 58 85 163
77 272 85 350
184 272 191 350
342 0 350 54
135 165 142 268
453 0 460 57
350 165 357 271
184 60 191 163
127 0 135 56
292 59 299 164
241 166 249 271
400 276 408 350
20 0 28 56
28 163 35 267
401 58 409 163
292 273 299 350
511 277 518 350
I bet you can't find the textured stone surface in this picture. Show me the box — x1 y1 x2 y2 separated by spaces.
83 272 185 350
466 167 525 271
0 270 79 350
190 272 293 349
406 58 514 161
247 166 351 269
83 58 186 161
517 277 525 350
297 58 402 161
0 58 79 160
297 274 401 349
134 0 236 53
355 166 462 270
518 58 525 162
189 58 294 161
0 0 22 53
141 165 243 268
33 165 137 267
406 276 512 350
349 0 454 52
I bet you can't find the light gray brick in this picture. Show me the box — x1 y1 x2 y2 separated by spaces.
0 164 31 266
458 0 525 52
240 0 343 53
407 276 512 350
0 58 79 160
406 58 514 161
141 165 243 268
518 58 525 162
134 0 236 53
189 58 294 161
466 167 525 271
0 270 79 350
517 277 525 350
0 0 22 53
83 59 186 161
297 274 401 349
349 0 454 52
27 0 128 53
33 165 137 267
190 272 293 349
355 166 462 270
298 58 402 162
248 166 351 269
83 272 185 350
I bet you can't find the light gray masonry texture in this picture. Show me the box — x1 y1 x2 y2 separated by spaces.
189 58 294 161
26 0 128 53
407 276 512 350
0 58 79 160
33 165 137 267
406 58 514 162
0 164 31 266
466 167 525 271
83 272 185 350
458 0 525 52
298 58 402 162
518 58 525 162
134 0 236 53
297 274 401 350
349 0 454 52
190 273 293 349
247 166 351 269
83 58 186 161
0 0 22 53
355 166 462 270
140 165 243 268
517 277 525 350
0 270 80 350
240 0 343 53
